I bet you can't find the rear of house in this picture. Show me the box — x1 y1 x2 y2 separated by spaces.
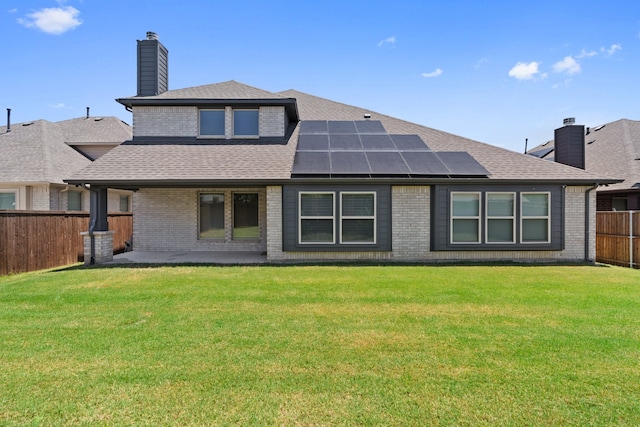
67 33 616 264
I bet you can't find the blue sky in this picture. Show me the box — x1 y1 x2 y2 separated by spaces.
2 0 639 152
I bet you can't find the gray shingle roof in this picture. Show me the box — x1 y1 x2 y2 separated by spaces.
527 119 639 191
67 82 613 185
0 120 91 184
57 116 132 144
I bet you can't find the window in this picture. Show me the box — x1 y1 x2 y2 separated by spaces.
451 192 480 243
233 193 259 239
521 193 550 243
68 191 82 211
199 110 225 137
199 193 225 239
341 192 376 243
486 193 515 243
299 192 335 244
233 110 259 137
119 195 130 212
0 192 16 210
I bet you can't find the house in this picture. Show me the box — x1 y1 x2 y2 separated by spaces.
527 118 640 211
66 32 618 264
0 113 132 211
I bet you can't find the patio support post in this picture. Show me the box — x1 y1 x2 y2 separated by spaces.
81 186 113 265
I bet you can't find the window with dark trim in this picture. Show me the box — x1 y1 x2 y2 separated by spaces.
233 193 259 240
283 185 391 252
199 193 225 239
432 185 563 251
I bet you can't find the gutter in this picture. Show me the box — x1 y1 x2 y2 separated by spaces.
585 183 600 263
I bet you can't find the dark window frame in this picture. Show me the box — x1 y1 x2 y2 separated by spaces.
283 185 391 252
431 184 564 251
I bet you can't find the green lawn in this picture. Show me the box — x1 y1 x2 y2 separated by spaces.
1 265 639 426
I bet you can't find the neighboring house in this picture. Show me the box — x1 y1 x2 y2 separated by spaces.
67 33 617 264
0 115 132 212
528 118 640 211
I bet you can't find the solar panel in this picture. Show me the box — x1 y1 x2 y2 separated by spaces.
293 121 488 178
328 121 357 134
297 134 329 151
329 134 362 151
299 121 328 134
391 134 430 151
360 134 395 150
331 151 370 174
402 151 449 175
292 151 330 174
528 147 554 158
436 152 489 175
355 120 386 134
367 152 410 175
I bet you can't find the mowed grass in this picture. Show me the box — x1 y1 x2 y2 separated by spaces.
1 265 639 426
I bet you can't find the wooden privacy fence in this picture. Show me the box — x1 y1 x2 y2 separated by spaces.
596 211 640 268
0 211 132 276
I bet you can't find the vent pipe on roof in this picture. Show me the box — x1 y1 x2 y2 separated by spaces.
6 108 10 133
86 107 90 119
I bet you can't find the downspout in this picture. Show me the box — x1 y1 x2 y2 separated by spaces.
585 183 599 263
81 183 95 265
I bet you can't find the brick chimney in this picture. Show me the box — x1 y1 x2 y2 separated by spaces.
554 118 585 169
137 31 168 96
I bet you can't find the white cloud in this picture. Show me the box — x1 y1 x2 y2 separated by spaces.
601 44 622 56
377 36 396 47
474 57 489 69
508 61 542 80
422 68 443 78
553 56 581 75
51 103 69 109
18 6 82 35
577 49 597 59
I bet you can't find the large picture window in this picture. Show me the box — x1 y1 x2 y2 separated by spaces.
233 193 259 240
199 193 225 239
521 193 550 243
199 110 225 137
300 192 335 244
451 192 480 243
341 192 376 244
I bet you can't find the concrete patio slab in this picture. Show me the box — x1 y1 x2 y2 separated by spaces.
108 251 267 265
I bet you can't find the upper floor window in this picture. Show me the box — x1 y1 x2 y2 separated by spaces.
199 109 226 137
233 109 259 137
68 191 82 211
0 191 16 210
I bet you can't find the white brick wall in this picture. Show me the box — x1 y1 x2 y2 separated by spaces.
259 106 285 137
133 187 266 251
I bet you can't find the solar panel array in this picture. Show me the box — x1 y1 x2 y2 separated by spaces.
292 120 489 177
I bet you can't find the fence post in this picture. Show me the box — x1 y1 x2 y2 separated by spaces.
631 211 635 269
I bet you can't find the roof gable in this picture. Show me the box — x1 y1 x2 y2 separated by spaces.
0 120 91 184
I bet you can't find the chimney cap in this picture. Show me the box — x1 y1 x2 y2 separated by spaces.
146 31 158 40
563 117 576 126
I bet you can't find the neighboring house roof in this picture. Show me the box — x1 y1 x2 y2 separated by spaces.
528 119 640 192
0 119 91 184
57 116 132 145
67 81 614 187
